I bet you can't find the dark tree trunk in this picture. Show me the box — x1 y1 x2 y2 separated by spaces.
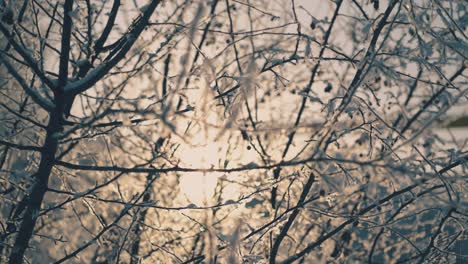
130 173 155 264
8 113 62 264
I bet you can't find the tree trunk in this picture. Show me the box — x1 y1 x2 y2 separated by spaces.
8 113 61 264
130 173 155 264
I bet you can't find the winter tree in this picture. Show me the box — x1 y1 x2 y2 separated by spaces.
0 0 467 263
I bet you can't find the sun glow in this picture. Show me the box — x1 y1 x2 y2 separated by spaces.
178 143 222 204
175 81 260 205
177 132 259 205
179 171 219 205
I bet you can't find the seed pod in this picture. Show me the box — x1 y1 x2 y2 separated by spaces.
241 130 249 141
310 20 316 29
324 83 333 93
372 0 379 10
154 137 166 152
